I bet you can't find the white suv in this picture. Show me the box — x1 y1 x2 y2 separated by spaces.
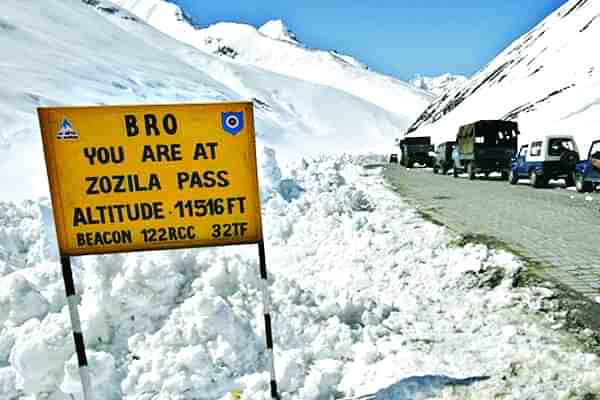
509 134 580 187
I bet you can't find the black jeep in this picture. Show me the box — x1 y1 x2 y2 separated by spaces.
398 136 434 168
432 141 456 175
453 120 519 180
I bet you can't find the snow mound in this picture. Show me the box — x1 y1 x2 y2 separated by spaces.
2 154 599 399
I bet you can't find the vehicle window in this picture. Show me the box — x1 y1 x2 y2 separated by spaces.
407 137 430 145
519 146 528 157
548 138 574 156
497 128 516 145
530 141 542 156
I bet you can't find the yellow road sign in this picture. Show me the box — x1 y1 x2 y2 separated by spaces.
38 101 263 256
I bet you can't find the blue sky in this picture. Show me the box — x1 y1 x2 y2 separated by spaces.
173 0 566 81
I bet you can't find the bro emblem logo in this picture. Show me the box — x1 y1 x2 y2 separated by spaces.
221 112 244 135
57 118 79 140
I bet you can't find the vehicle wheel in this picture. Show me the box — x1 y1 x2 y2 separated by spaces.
575 173 593 193
508 169 518 184
467 163 476 180
530 170 542 188
407 160 414 168
565 174 575 187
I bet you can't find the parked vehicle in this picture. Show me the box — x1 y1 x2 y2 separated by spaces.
452 120 519 180
432 141 456 174
509 135 579 187
389 153 399 163
573 139 600 192
398 136 434 168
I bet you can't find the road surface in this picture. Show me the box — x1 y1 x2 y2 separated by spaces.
384 164 600 298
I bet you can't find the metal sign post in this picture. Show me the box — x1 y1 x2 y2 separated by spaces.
60 255 95 400
258 239 279 399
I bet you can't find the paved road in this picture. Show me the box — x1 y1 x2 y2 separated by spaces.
384 164 600 299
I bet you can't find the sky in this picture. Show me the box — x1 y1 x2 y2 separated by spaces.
173 0 567 81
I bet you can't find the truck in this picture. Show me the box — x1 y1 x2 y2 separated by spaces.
452 120 519 180
398 136 434 168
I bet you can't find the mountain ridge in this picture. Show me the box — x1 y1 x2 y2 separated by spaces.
112 0 435 118
410 73 468 97
406 0 600 152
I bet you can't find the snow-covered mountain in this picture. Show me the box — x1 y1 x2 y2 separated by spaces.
410 73 468 96
407 0 600 153
112 0 435 118
0 0 430 202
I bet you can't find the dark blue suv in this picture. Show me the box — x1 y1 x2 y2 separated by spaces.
574 140 600 193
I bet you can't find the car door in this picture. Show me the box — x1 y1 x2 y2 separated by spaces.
514 145 528 176
588 141 600 179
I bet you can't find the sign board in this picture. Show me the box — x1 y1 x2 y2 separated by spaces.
38 101 262 256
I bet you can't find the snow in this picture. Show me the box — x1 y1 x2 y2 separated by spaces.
258 20 299 44
408 0 600 155
410 73 468 97
1 0 599 399
0 0 415 202
2 155 600 399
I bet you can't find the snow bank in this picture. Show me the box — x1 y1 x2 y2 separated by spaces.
1 152 599 399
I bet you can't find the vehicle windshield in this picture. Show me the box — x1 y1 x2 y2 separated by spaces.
405 137 430 145
475 124 518 146
548 138 575 156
